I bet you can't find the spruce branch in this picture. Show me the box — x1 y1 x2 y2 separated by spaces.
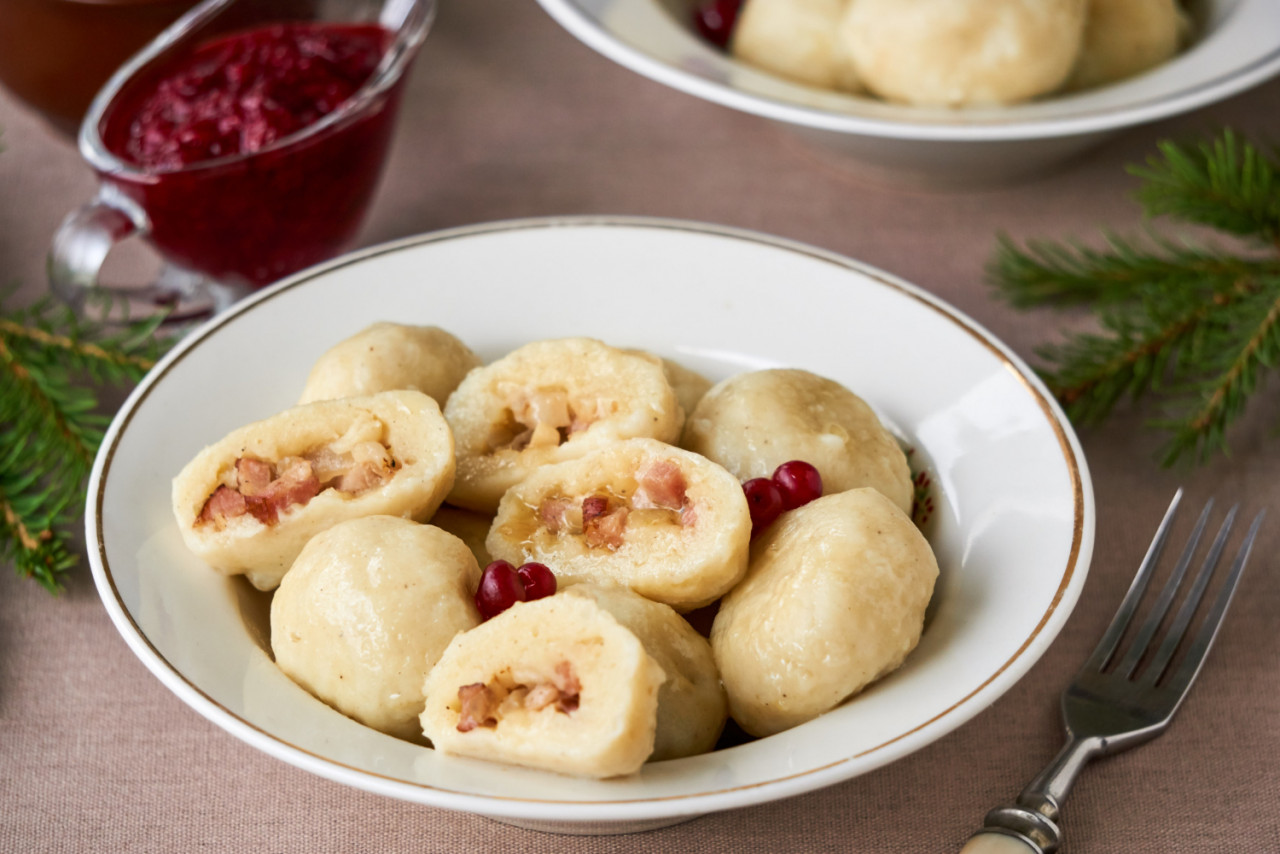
0 292 169 592
989 130 1280 466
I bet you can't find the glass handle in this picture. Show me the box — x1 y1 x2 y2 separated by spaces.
48 187 143 313
48 186 236 326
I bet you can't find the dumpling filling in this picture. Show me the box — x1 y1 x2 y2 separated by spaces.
456 661 582 732
197 439 395 529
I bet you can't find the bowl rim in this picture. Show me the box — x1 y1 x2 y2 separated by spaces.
534 0 1280 142
87 215 1096 824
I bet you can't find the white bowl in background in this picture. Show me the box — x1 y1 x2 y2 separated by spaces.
535 0 1280 186
89 217 1093 834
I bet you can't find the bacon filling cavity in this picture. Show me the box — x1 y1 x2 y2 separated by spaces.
196 440 396 529
491 386 599 452
534 460 695 550
455 661 582 733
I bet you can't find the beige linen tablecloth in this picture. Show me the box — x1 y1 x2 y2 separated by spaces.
3 2 1279 851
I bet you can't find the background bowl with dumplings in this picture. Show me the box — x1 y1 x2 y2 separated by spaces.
534 0 1280 186
89 216 1093 833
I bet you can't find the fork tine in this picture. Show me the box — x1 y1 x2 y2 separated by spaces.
1154 509 1264 700
1140 504 1236 684
1114 498 1214 679
1083 488 1183 672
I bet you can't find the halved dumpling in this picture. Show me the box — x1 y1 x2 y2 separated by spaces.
298 322 481 406
487 438 750 612
420 590 666 778
172 390 454 590
561 582 726 760
711 488 938 737
444 338 682 512
271 516 481 741
681 368 913 514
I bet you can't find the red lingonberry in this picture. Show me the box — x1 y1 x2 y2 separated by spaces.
517 562 557 601
743 476 784 538
475 560 526 620
692 0 743 50
772 460 823 510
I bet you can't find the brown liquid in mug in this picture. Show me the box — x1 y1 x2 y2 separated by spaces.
0 0 200 135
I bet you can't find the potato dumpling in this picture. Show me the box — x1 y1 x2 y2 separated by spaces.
487 438 751 612
271 516 481 741
420 589 666 778
428 505 496 568
561 583 727 761
1067 0 1189 91
711 488 938 737
444 338 682 513
681 368 912 515
172 390 455 590
841 0 1087 107
298 322 481 406
732 0 862 93
624 349 714 420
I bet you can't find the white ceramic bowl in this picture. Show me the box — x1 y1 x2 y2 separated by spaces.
535 0 1280 186
89 217 1094 834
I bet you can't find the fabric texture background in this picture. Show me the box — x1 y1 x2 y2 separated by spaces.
2 1 1278 851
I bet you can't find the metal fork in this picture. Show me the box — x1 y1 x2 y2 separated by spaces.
961 490 1265 854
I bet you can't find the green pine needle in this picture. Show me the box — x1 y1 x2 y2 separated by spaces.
990 129 1280 467
0 292 170 592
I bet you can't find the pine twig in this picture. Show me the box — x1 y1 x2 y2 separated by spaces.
0 293 169 592
989 130 1280 467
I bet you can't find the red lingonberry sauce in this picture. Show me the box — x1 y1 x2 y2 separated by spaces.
115 23 386 170
98 22 400 287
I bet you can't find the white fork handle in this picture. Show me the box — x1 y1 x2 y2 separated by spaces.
960 832 1043 853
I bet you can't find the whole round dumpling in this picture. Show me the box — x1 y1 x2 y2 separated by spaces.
731 0 862 93
681 368 912 515
270 516 482 741
840 0 1088 107
298 322 481 406
711 488 938 737
624 349 713 420
487 438 751 612
443 338 683 513
561 583 727 761
172 390 455 590
428 505 496 568
1066 0 1189 91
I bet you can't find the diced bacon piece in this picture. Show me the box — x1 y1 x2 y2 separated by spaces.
526 388 571 433
234 457 273 496
539 497 572 534
633 460 688 511
247 457 320 524
524 683 560 712
582 495 610 524
553 661 581 713
332 440 393 493
197 485 248 527
456 683 501 733
528 420 561 449
305 445 350 486
583 500 628 550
